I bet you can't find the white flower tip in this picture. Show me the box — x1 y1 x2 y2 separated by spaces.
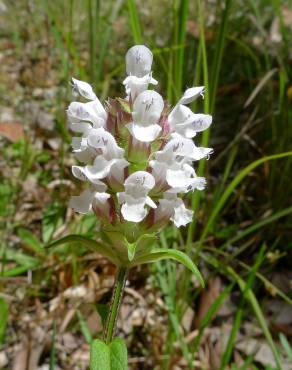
125 171 155 191
179 86 206 105
126 45 153 78
71 77 97 100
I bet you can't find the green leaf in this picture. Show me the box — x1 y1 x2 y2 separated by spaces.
46 235 119 266
17 228 44 255
109 337 128 370
279 333 292 361
0 298 9 344
124 239 136 262
42 202 65 244
133 249 204 287
77 309 93 344
96 304 108 327
90 339 111 370
90 337 128 370
124 233 156 262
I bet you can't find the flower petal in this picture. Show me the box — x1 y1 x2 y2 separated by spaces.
87 128 124 158
169 104 213 138
85 157 118 180
124 171 155 191
127 122 162 142
67 100 106 127
69 121 92 134
126 45 153 77
145 196 157 209
92 192 111 222
132 90 164 125
69 189 94 214
179 86 205 105
171 200 193 227
71 78 97 100
123 74 158 100
121 202 148 222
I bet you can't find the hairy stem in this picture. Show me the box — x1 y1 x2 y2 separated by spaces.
103 267 128 344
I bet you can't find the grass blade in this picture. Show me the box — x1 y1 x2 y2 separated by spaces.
77 309 93 344
49 321 56 370
0 298 8 344
198 151 292 250
127 0 143 44
222 206 292 250
219 245 266 369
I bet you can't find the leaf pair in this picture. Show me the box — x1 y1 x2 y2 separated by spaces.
90 337 127 370
47 234 204 287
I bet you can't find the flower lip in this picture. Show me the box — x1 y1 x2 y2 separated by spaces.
118 171 156 222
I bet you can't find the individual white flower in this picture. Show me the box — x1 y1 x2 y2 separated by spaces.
161 133 213 161
117 171 156 222
124 45 158 101
71 77 97 100
69 182 107 214
125 45 153 77
67 85 108 163
150 133 211 192
67 100 107 129
155 192 193 227
127 90 164 142
168 86 212 138
169 105 212 138
72 128 128 184
166 164 207 193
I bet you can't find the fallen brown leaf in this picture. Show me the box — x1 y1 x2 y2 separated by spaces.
0 122 24 142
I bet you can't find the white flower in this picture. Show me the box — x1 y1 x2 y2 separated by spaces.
72 128 128 183
124 45 158 101
162 133 213 161
166 164 207 193
168 87 212 138
169 105 212 138
155 192 193 227
69 182 107 214
117 171 156 222
67 100 107 129
150 134 211 192
71 77 97 100
127 90 164 142
126 45 153 78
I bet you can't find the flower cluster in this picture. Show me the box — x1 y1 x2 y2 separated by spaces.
68 45 213 240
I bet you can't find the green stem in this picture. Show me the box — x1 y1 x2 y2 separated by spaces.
103 267 128 344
